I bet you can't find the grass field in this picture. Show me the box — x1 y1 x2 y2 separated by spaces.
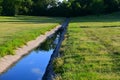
0 16 64 57
54 12 120 80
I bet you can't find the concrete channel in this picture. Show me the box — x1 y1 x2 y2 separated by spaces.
0 18 69 80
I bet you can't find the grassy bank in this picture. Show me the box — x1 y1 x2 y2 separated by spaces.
0 16 64 57
54 13 120 80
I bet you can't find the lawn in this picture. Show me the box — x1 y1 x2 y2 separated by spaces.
0 16 64 57
54 12 120 80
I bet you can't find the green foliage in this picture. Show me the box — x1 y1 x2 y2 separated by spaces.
88 0 105 14
0 0 2 15
18 0 33 15
32 0 58 15
53 57 64 73
0 0 120 16
2 0 17 16
47 0 120 17
104 0 120 12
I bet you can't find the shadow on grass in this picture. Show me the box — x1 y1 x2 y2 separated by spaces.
79 26 120 28
0 16 64 24
71 12 120 23
111 51 120 73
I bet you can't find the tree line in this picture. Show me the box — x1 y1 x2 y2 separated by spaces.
0 0 120 17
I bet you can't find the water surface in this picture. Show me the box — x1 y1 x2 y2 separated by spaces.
0 32 60 80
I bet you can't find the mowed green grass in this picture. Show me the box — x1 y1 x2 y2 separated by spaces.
0 16 64 57
54 12 120 80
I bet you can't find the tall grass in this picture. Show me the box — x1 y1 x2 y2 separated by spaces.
0 16 64 57
53 12 120 80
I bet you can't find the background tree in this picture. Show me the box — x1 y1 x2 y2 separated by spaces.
2 0 15 16
0 0 120 16
104 0 120 13
58 0 71 17
18 0 33 15
1 0 21 16
88 0 105 14
0 0 2 15
32 0 57 16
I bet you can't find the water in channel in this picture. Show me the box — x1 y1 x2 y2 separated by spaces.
0 32 61 80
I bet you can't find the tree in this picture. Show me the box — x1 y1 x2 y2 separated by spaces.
32 0 57 16
104 0 120 13
2 0 15 16
88 0 105 14
57 0 71 17
0 0 2 15
1 0 120 16
67 0 95 16
18 0 33 15
1 0 21 16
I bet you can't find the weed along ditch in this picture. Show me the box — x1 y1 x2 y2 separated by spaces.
0 19 69 80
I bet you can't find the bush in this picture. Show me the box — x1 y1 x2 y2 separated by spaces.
53 57 64 73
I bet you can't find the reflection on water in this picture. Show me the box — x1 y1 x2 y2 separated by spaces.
0 32 60 80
